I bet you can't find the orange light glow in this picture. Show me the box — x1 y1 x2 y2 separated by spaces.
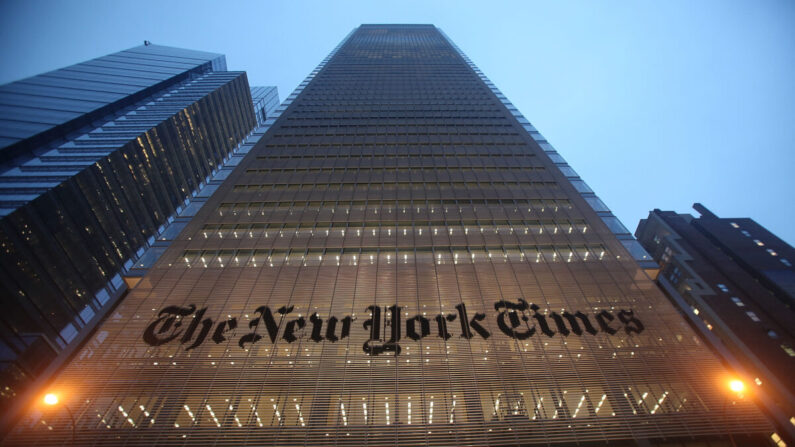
43 393 59 406
729 380 745 393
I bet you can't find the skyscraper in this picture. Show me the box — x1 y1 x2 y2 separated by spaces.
250 86 280 126
636 204 795 442
4 25 775 446
0 44 259 419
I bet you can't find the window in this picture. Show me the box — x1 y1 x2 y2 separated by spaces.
781 258 792 267
601 216 629 234
584 196 609 212
661 246 673 263
716 284 729 292
767 330 779 339
746 311 761 322
730 297 744 307
741 230 751 237
781 344 795 357
772 432 787 447
668 266 682 284
730 222 739 228
753 239 764 246
767 248 778 256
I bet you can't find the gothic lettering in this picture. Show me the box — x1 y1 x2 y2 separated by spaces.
455 303 490 340
181 307 213 350
434 313 456 340
212 318 237 344
406 314 431 341
550 311 598 336
143 305 196 346
144 300 646 355
618 309 645 334
530 303 555 337
595 310 618 335
494 298 535 340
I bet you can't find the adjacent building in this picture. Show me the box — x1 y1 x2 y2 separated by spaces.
250 86 280 126
3 26 777 446
636 204 795 443
0 44 262 420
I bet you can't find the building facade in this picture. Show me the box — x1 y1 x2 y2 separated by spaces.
5 26 775 446
250 86 280 127
0 44 259 420
636 204 795 443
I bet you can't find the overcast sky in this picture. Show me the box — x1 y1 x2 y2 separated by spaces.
1 0 793 244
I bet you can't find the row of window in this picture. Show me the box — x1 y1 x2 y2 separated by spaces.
284 116 510 123
263 142 528 149
231 181 558 192
269 131 521 138
70 386 687 432
716 285 784 342
275 123 515 130
289 105 503 112
730 222 790 265
199 220 589 240
245 166 545 174
217 198 574 216
256 152 536 159
178 245 609 268
284 104 501 111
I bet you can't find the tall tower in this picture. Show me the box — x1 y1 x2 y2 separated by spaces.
0 44 259 418
5 25 773 446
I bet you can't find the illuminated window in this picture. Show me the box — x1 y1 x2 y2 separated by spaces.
767 248 778 256
753 239 764 246
746 311 761 322
730 297 744 307
781 344 795 357
730 222 739 228
716 284 729 292
781 259 792 267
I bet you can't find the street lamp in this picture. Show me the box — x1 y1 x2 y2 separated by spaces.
43 392 76 445
722 378 747 447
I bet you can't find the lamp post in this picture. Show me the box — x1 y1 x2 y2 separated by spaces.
43 393 76 445
722 379 745 447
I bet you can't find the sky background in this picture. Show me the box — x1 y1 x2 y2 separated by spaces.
1 0 793 244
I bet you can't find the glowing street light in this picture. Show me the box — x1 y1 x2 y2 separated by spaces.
42 391 75 445
43 393 58 406
722 379 747 447
728 379 745 394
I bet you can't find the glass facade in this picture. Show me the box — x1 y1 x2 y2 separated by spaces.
5 26 772 445
0 46 257 418
127 91 279 280
0 44 226 163
250 86 280 126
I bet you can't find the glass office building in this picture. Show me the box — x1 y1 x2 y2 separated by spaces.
5 26 773 446
0 44 257 419
250 86 280 126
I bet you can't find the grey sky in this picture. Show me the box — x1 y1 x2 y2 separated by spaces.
1 0 793 244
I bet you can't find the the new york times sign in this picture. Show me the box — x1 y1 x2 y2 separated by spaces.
143 299 644 355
